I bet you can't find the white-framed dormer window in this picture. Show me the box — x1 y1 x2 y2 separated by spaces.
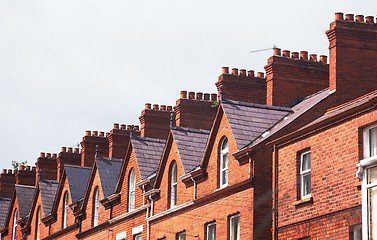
207 222 216 240
170 161 177 208
12 208 17 240
93 187 99 227
63 191 68 229
220 137 229 188
129 168 136 211
300 151 311 199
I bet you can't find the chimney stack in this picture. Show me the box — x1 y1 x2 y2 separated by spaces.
139 103 173 139
56 147 82 181
108 123 140 159
0 170 16 198
80 130 109 167
35 152 58 182
16 166 36 186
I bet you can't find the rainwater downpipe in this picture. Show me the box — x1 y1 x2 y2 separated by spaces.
272 144 278 240
191 177 197 200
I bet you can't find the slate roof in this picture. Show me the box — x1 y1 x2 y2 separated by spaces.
65 165 91 203
96 157 123 199
15 185 36 218
248 88 332 148
172 127 210 173
39 180 59 216
132 136 166 180
222 99 292 149
0 198 11 228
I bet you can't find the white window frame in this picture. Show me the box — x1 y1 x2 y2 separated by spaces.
36 206 41 240
207 222 216 240
170 162 177 208
229 214 240 240
177 231 186 240
63 191 68 229
129 169 136 211
12 209 17 240
300 150 311 199
220 138 229 188
93 188 99 227
357 124 377 240
134 234 142 240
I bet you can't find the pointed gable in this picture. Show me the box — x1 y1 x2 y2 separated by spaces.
171 127 210 173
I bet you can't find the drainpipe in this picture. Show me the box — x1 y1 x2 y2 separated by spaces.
147 195 154 240
272 144 278 240
191 177 197 200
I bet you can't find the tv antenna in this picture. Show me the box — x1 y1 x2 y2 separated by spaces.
249 44 277 53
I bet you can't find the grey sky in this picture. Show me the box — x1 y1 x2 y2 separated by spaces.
0 0 376 171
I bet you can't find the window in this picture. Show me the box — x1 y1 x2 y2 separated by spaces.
35 206 41 240
207 222 216 240
170 161 177 208
93 187 99 227
229 214 240 240
300 151 311 199
129 168 136 211
134 234 141 240
12 209 17 240
220 137 229 188
349 224 362 240
63 191 68 229
177 231 186 240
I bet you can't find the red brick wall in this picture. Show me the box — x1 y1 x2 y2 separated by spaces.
81 131 109 167
139 106 172 140
28 193 49 240
0 170 15 198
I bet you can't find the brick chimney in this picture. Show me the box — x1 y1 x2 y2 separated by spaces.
108 123 140 159
139 104 173 139
264 49 329 107
80 130 109 167
56 147 81 181
215 67 267 104
16 166 36 186
0 169 16 198
326 13 377 103
35 152 58 182
174 91 218 130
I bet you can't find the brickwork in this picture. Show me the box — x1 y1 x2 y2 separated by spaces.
0 170 15 198
35 153 58 182
57 147 81 181
15 166 36 186
81 131 109 167
139 104 173 139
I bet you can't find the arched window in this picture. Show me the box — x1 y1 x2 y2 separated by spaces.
35 206 41 240
12 209 17 240
63 191 68 229
170 161 177 208
220 137 229 188
93 187 99 227
128 168 136 211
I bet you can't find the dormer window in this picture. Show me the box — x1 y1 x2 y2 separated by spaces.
12 208 17 240
93 187 99 227
129 168 136 211
170 161 177 208
63 191 68 229
220 137 229 188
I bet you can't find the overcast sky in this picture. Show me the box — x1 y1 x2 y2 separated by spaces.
0 0 376 171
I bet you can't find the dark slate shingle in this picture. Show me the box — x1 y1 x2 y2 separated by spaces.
15 185 36 218
96 157 123 198
0 198 11 228
39 180 59 216
65 165 91 203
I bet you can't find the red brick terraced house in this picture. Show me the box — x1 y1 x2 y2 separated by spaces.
0 12 376 240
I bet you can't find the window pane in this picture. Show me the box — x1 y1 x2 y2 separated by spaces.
208 224 216 240
369 186 377 240
222 153 228 169
302 174 311 197
370 128 377 157
171 184 177 206
230 215 240 240
222 169 228 186
222 138 228 150
178 232 186 240
134 234 142 240
368 166 377 184
301 152 311 171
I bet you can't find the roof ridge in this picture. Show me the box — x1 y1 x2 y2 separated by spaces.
96 156 123 162
172 126 210 134
65 164 91 169
222 99 293 112
132 136 166 144
15 184 36 189
39 179 59 184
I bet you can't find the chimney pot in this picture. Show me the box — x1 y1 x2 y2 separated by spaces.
180 91 187 99
240 69 247 76
8 169 12 174
62 147 67 152
26 166 30 171
211 94 217 101
74 148 79 153
188 92 195 99
160 105 166 111
309 54 318 61
145 104 151 110
99 131 104 137
20 166 25 171
86 130 91 136
222 67 229 74
92 131 98 136
282 50 290 57
231 68 239 75
68 147 73 153
319 55 327 63
335 12 344 21
366 16 375 24
204 93 210 101
356 15 364 23
106 132 110 137
196 92 203 100
153 104 159 110
291 52 299 59
114 123 120 129
2 169 6 174
127 125 132 130
40 152 45 158
257 72 265 78
273 48 281 56
167 106 173 111
345 14 354 21
32 167 36 172
52 153 57 158
134 125 140 131
120 124 126 129
300 51 308 60
247 70 255 77
46 153 51 158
